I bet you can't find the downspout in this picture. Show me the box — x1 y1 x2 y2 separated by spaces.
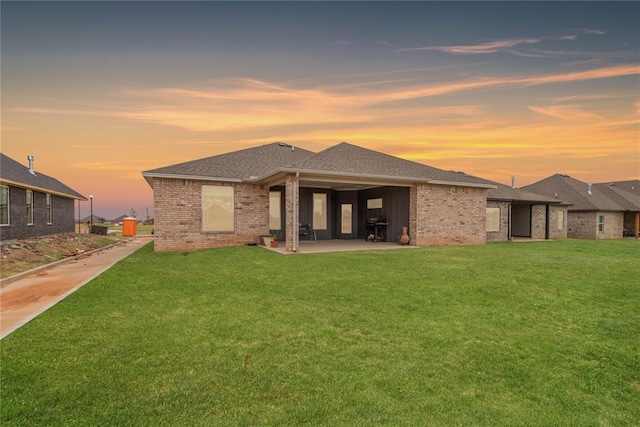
293 172 299 252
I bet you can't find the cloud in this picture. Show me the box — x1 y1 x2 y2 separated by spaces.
400 38 541 55
527 105 605 121
583 29 606 35
559 35 578 41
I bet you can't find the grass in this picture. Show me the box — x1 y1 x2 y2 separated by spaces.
1 239 638 425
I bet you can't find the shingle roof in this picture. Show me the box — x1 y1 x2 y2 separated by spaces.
0 153 86 200
144 141 495 188
485 180 561 204
593 182 640 211
142 142 315 182
523 174 624 211
284 142 493 186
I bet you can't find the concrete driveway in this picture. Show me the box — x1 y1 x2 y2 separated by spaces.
1 237 152 339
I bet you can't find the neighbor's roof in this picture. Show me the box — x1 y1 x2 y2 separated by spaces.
593 182 640 211
143 141 495 189
485 180 562 204
523 174 624 211
0 153 86 200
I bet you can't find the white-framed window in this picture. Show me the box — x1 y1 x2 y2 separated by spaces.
598 215 604 232
46 193 52 224
486 207 500 232
26 190 34 225
557 210 564 230
269 191 281 230
0 185 9 226
202 185 234 232
313 193 327 230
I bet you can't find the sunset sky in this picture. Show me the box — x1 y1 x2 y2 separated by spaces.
2 1 639 220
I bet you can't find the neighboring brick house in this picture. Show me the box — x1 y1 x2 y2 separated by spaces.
524 174 640 239
142 142 497 252
485 179 568 242
0 153 86 240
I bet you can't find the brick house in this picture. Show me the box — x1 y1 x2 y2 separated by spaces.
143 142 500 252
0 153 86 240
524 175 640 239
485 179 568 242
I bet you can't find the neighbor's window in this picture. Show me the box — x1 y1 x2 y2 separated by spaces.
313 193 327 230
202 185 234 232
269 191 281 230
46 194 52 224
598 215 604 232
486 207 500 232
0 186 9 225
557 210 564 230
26 190 34 224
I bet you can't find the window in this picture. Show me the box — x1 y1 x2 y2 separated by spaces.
367 198 382 209
557 210 564 230
598 215 604 232
202 185 234 232
46 194 52 224
269 191 281 230
26 190 34 225
486 207 500 232
0 186 9 225
313 193 327 230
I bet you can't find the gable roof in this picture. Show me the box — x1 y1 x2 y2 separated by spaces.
0 153 86 200
143 141 495 189
142 142 315 184
523 174 624 211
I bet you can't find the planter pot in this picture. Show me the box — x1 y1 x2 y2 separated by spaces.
270 240 278 248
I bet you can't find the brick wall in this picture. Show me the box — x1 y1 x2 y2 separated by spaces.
0 186 76 240
486 200 509 242
152 178 269 252
413 184 487 246
531 205 547 239
548 205 568 239
568 210 623 239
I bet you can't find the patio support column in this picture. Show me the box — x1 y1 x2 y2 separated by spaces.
285 173 300 252
409 185 418 246
635 212 639 239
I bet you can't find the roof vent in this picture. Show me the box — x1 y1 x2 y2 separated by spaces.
511 175 516 189
278 142 294 151
587 182 592 195
27 155 36 176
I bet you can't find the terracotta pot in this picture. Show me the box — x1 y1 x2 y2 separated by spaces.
399 226 410 245
270 240 278 248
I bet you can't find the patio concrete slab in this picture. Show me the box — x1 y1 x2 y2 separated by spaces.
263 239 420 254
1 237 152 339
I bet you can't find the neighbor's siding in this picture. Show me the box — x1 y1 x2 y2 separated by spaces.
568 210 623 239
0 186 76 240
152 178 268 252
413 184 487 246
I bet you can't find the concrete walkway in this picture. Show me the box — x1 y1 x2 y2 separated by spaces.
1 237 152 339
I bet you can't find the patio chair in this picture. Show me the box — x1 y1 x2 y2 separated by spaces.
299 224 316 241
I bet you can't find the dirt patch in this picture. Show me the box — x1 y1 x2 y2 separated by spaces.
1 233 125 281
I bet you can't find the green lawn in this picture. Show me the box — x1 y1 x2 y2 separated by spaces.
2 240 638 425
